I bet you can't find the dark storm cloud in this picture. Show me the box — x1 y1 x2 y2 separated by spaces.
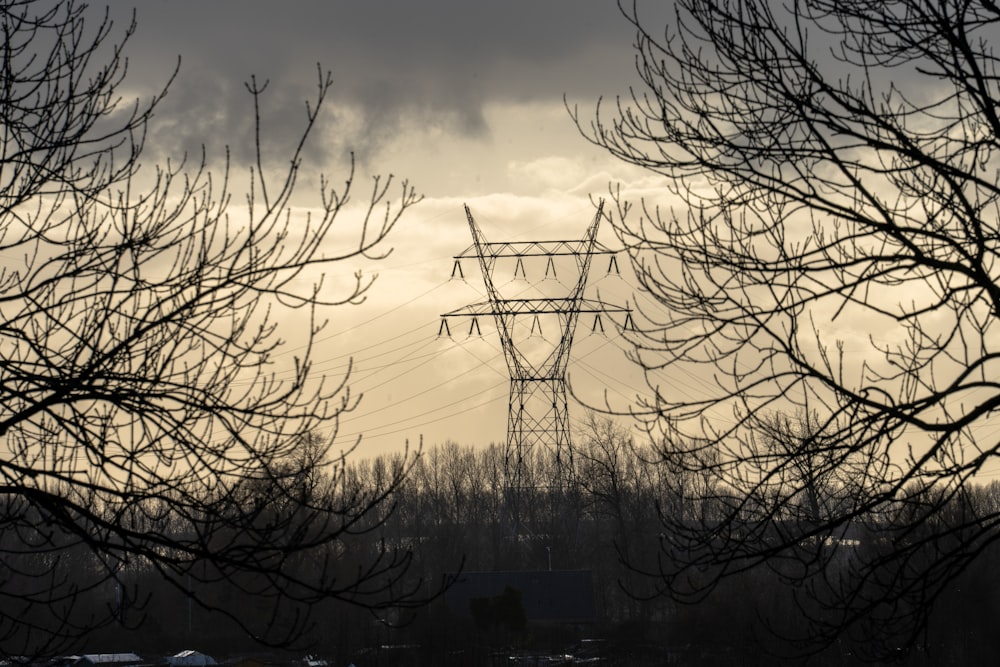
114 1 636 167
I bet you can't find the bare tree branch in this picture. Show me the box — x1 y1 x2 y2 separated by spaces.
575 0 1000 658
0 0 427 654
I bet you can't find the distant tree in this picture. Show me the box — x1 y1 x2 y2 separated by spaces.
0 0 422 653
576 0 1000 657
575 413 663 624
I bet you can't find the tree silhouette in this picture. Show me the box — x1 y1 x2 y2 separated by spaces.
575 0 1000 657
0 0 423 654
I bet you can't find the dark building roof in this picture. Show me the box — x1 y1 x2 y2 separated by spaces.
444 570 596 622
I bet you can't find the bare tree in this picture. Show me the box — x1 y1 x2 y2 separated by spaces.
574 0 1000 657
0 0 424 653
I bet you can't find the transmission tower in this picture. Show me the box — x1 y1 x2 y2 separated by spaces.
440 202 632 491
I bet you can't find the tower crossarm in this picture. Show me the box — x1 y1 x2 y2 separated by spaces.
452 239 619 259
441 298 630 318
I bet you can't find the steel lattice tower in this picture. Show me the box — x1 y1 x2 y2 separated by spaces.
440 202 631 490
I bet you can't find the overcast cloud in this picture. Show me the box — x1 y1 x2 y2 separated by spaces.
117 1 638 182
101 1 654 454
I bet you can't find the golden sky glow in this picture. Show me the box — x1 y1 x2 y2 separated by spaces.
108 1 667 455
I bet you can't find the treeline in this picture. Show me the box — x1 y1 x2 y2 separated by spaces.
360 418 1000 665
4 418 1000 665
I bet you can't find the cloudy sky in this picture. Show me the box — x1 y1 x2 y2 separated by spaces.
110 1 668 455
